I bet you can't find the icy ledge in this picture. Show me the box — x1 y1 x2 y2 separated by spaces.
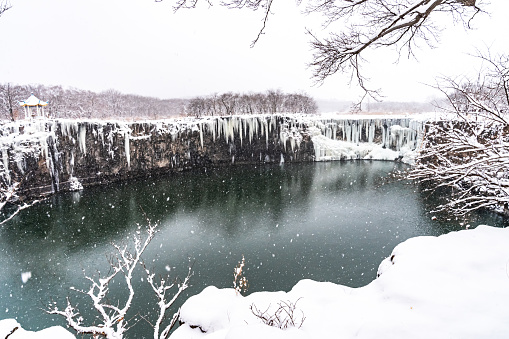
171 225 509 339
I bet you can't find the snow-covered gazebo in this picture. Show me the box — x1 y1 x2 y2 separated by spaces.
19 93 49 119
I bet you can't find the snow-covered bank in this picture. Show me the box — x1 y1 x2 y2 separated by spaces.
0 319 74 339
171 225 509 339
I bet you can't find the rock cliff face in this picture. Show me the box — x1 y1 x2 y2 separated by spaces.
0 115 423 200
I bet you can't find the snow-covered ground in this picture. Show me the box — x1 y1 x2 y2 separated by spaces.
171 225 509 339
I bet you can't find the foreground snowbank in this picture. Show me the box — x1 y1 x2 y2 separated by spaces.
0 319 74 339
171 225 509 339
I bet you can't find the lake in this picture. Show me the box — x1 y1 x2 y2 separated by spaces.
0 161 506 337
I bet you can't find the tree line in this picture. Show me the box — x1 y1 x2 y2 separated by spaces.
186 90 318 117
0 84 318 120
0 83 187 120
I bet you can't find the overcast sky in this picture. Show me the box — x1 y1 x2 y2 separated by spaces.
0 0 507 103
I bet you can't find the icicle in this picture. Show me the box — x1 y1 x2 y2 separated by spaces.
199 122 204 149
238 118 243 147
78 124 87 154
2 147 10 185
125 130 130 169
70 150 75 176
264 119 269 149
98 124 105 146
368 120 376 143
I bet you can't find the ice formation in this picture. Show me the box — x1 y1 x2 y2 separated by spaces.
0 114 425 199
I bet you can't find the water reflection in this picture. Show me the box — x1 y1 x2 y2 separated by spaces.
0 161 506 336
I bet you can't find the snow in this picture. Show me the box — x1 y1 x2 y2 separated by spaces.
0 319 74 339
68 176 83 191
171 225 509 339
19 94 48 107
20 272 31 284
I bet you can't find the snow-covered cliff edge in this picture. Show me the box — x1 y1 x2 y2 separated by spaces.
0 114 422 203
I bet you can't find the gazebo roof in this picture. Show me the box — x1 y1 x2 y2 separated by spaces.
20 94 48 107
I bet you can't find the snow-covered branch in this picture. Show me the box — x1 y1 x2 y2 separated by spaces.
47 222 192 339
409 51 509 216
409 119 509 216
143 260 193 339
0 180 45 225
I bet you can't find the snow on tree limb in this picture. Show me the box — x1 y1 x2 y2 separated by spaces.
47 222 192 339
408 51 509 216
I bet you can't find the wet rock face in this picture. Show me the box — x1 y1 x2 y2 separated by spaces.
7 116 314 200
1 115 420 200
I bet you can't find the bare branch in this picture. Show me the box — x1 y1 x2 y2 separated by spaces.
250 298 305 329
0 0 11 17
47 221 192 339
408 51 509 216
161 0 488 110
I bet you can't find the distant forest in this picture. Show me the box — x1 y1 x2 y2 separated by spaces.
0 84 318 120
186 90 318 117
0 83 187 120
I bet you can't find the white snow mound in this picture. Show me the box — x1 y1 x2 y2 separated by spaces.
0 319 75 339
171 225 509 339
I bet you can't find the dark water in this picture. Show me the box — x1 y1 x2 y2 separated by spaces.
0 161 507 337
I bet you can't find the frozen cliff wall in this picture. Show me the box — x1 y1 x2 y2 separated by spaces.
0 114 423 201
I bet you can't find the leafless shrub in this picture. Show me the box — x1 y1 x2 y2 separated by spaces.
250 298 305 330
233 255 249 295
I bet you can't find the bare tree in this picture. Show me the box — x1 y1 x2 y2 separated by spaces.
266 89 284 114
47 222 192 339
188 96 207 117
435 52 509 124
165 0 484 107
306 0 481 100
185 90 317 117
408 51 509 216
0 83 189 120
0 83 24 120
220 92 238 115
